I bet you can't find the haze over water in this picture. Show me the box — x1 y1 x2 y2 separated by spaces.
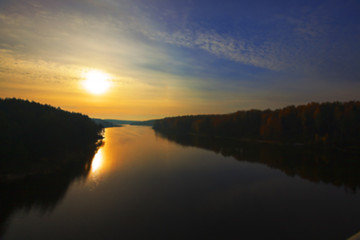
3 126 360 240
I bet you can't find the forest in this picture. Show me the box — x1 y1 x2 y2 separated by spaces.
0 98 104 176
153 101 360 147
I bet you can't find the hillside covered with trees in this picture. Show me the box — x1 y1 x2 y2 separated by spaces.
153 101 360 147
0 98 104 176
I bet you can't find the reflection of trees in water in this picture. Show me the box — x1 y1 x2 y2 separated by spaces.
156 131 360 192
0 141 102 237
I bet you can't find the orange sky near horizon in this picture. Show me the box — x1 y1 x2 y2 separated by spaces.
0 57 235 120
0 49 262 120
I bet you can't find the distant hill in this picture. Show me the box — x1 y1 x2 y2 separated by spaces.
0 98 104 176
97 119 156 127
153 101 360 147
92 118 121 128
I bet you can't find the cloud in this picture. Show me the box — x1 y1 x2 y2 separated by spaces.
0 49 84 88
136 26 290 71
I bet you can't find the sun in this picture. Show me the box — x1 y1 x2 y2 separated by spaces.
82 69 111 95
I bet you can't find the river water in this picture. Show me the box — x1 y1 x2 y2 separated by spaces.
2 126 360 239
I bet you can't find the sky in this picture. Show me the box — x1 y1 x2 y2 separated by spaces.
0 0 359 120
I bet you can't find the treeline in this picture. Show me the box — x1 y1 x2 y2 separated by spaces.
153 101 360 146
0 98 103 174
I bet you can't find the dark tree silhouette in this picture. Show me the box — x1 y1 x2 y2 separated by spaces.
0 98 104 175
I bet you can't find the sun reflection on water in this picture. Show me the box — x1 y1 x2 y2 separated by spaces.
86 128 126 189
87 148 106 190
91 148 104 173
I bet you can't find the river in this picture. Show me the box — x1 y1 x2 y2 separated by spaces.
2 126 360 239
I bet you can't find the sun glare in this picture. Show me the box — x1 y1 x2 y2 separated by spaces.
83 69 111 95
91 148 104 173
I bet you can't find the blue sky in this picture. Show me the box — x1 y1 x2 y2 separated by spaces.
0 0 359 119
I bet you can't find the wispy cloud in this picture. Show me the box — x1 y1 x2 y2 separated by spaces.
131 0 360 82
137 25 291 71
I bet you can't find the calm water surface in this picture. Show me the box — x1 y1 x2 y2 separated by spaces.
2 126 360 239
